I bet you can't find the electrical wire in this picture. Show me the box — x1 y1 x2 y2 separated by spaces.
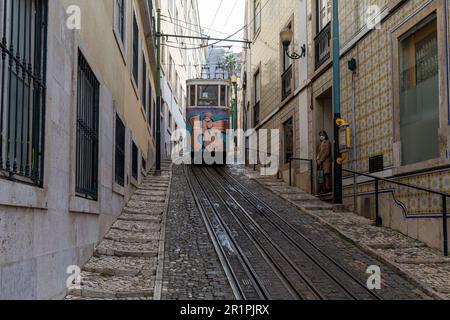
160 0 270 51
205 0 224 34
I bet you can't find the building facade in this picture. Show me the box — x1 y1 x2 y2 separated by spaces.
159 0 207 158
305 0 450 252
243 0 449 253
242 0 310 189
0 0 158 299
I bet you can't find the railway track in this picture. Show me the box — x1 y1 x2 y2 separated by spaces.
185 165 383 300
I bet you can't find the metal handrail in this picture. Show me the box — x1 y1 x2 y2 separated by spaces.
343 168 449 256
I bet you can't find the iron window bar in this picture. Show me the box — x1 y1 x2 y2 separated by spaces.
314 22 331 70
0 0 47 187
75 51 99 201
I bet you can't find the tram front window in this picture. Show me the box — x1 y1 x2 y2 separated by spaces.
198 85 219 107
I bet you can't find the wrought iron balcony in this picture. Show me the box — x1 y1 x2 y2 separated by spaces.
314 22 331 70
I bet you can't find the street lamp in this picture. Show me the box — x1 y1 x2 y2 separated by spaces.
230 75 238 133
280 27 306 60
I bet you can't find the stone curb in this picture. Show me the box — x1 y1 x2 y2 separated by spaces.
153 162 173 301
249 173 447 301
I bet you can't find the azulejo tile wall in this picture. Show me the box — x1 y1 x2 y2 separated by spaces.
337 0 449 216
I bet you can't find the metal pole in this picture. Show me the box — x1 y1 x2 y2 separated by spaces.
332 0 343 204
155 9 161 175
351 72 357 212
443 195 448 256
375 179 381 227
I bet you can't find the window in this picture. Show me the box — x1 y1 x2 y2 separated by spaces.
115 0 126 45
189 85 196 106
168 112 172 131
142 156 146 172
254 0 261 34
317 0 331 32
399 14 439 165
115 115 126 187
0 0 47 186
220 85 227 107
283 118 294 163
282 24 293 100
142 54 147 109
197 85 219 107
315 0 331 69
153 100 157 137
131 140 138 180
132 13 139 84
76 51 100 200
147 82 152 128
254 71 261 126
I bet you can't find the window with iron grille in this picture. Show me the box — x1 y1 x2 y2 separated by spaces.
142 53 147 110
369 155 384 174
115 114 125 187
132 13 139 85
147 81 152 128
0 0 47 187
254 70 260 126
131 140 138 181
142 156 146 172
76 51 99 201
115 0 126 44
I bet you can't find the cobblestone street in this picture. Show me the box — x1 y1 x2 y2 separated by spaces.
159 164 442 300
161 165 235 300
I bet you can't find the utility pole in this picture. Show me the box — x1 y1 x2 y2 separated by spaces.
155 8 161 176
332 0 343 204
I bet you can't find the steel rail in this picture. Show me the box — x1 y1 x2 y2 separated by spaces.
215 166 383 300
195 166 322 300
184 165 269 300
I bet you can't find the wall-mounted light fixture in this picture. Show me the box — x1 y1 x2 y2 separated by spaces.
280 27 306 60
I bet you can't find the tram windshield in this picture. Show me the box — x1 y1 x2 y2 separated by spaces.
197 85 219 107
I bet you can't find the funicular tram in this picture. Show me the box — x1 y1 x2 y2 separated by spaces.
186 79 231 165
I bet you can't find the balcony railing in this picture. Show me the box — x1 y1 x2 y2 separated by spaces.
282 65 292 101
314 22 331 70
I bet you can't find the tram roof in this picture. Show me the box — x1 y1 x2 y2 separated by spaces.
186 78 231 86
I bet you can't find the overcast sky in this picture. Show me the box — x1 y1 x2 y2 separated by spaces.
197 0 245 53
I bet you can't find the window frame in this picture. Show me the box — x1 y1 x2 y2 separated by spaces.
391 0 448 174
254 69 261 126
75 50 100 201
0 0 48 187
113 0 128 62
131 11 140 87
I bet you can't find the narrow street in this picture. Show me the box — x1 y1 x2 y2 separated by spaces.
160 164 439 300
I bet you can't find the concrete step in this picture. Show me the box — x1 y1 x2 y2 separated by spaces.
67 272 154 299
128 196 166 204
83 256 157 277
133 190 167 197
95 239 159 258
122 206 164 216
105 229 160 244
112 220 161 233
118 214 161 224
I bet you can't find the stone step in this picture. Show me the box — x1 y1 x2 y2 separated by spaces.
113 220 161 234
83 256 157 277
122 206 164 216
95 239 159 258
133 190 167 197
67 272 155 299
105 229 160 244
298 203 333 211
118 214 161 223
128 196 166 204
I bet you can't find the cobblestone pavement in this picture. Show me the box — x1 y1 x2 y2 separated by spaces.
161 164 235 300
235 166 449 300
65 161 172 300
